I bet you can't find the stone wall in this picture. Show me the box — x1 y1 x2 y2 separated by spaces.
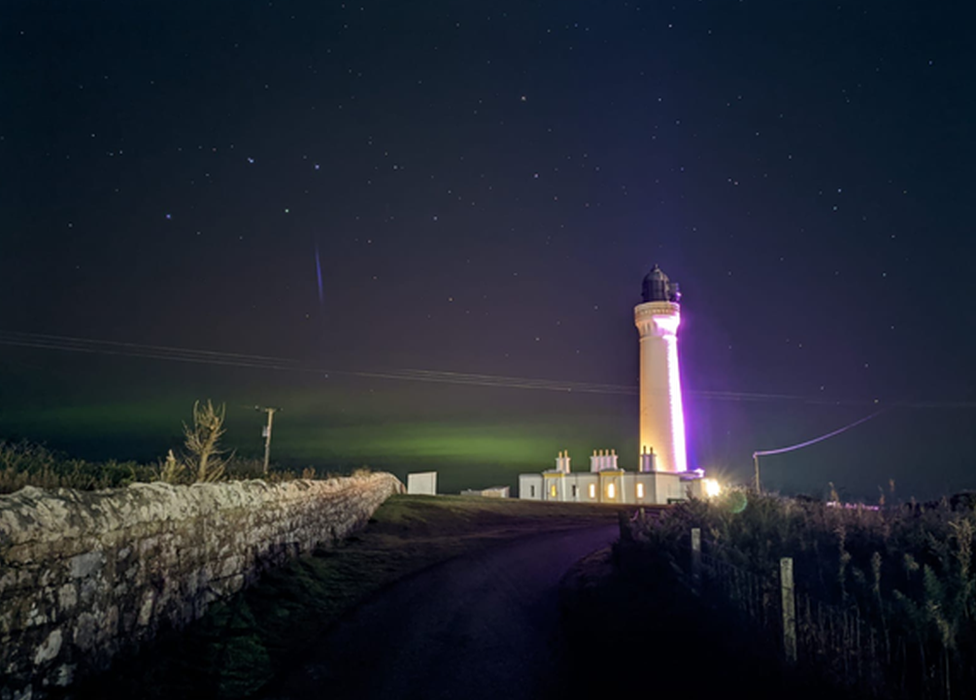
0 473 403 699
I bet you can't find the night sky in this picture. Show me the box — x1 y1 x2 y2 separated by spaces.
2 1 974 499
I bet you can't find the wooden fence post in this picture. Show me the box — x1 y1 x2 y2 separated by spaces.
691 528 702 593
781 557 797 664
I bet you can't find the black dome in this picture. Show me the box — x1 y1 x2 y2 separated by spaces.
641 265 681 303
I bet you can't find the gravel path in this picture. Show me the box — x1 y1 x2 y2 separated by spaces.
266 525 618 700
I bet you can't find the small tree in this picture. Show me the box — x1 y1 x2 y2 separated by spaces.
183 400 229 482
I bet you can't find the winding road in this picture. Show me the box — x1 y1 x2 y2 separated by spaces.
265 525 618 700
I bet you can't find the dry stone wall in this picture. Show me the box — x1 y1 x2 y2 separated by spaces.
0 473 403 699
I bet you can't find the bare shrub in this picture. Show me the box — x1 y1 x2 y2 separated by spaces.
155 449 188 484
182 400 230 483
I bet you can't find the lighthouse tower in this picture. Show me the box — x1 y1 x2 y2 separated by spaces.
634 265 687 473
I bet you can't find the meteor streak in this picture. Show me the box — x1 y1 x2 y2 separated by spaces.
314 242 324 306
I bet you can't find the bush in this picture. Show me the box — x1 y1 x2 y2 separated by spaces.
0 441 156 493
0 443 327 495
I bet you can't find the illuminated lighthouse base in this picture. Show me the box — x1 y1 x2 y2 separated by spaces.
518 449 704 505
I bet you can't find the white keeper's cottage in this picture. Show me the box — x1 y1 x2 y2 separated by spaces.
519 449 707 505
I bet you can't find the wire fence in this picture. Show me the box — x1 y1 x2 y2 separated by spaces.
697 545 782 651
794 589 883 694
691 532 952 699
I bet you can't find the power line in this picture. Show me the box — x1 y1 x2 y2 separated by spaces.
1 329 974 409
0 331 298 369
752 409 888 492
755 409 887 457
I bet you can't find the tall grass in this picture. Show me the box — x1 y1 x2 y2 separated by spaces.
624 490 976 698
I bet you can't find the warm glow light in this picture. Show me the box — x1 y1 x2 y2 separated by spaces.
588 483 596 499
637 483 645 498
653 314 680 335
607 482 616 499
550 484 557 498
703 478 721 498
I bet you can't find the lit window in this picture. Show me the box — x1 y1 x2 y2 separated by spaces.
588 483 596 499
637 483 645 499
607 483 616 499
550 484 557 498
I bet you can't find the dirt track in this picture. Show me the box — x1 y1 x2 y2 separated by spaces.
265 525 618 700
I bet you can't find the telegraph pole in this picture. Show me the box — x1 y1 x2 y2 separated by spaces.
256 406 279 475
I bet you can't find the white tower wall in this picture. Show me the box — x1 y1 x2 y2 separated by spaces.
635 300 687 473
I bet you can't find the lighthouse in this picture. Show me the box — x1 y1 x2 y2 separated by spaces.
634 265 687 473
518 263 708 504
